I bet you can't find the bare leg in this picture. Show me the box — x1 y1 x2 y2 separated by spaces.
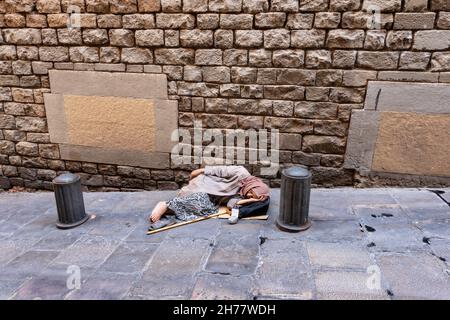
149 201 168 223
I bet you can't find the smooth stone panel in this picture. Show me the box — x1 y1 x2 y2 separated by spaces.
372 112 450 177
59 144 170 169
49 70 168 99
365 81 450 113
344 110 380 172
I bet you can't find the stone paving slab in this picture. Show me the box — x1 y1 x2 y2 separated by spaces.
362 223 425 253
428 238 450 268
439 189 450 204
166 218 220 240
315 271 388 300
306 242 374 270
389 188 441 205
260 218 365 243
377 253 450 300
32 228 87 251
100 242 158 274
191 274 253 300
11 277 73 300
2 250 60 280
131 238 211 299
253 238 315 300
0 188 449 300
417 218 450 239
352 204 410 225
125 224 167 243
65 272 139 300
403 203 450 221
0 280 24 300
0 239 39 268
51 234 120 269
205 223 261 276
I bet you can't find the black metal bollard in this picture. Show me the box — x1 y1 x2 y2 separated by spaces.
53 173 89 229
276 167 312 232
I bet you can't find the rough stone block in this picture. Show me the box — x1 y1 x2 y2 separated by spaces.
235 30 263 48
362 0 401 12
327 29 365 48
255 12 286 28
431 52 450 71
286 13 314 29
399 51 430 70
209 0 242 12
404 0 428 12
155 48 194 65
264 29 290 49
291 29 326 48
394 13 436 29
386 31 412 50
195 49 222 65
357 51 399 70
343 70 377 86
220 14 253 29
3 29 42 45
303 135 346 154
156 13 195 28
273 49 304 68
437 12 450 29
294 102 338 119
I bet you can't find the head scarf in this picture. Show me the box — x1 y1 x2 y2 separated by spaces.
239 176 270 201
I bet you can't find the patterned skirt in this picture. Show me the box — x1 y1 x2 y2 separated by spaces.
167 192 218 222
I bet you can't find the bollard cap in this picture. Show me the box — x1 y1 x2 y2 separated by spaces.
282 167 311 179
53 173 80 185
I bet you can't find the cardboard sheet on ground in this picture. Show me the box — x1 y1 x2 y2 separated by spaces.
147 207 269 235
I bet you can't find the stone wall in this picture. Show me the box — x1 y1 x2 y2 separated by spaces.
1 0 450 191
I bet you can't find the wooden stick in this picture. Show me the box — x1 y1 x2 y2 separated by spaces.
147 212 225 235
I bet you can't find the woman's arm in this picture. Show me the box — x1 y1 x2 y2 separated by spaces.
204 166 250 179
189 168 205 180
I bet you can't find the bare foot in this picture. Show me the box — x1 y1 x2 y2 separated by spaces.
149 201 168 223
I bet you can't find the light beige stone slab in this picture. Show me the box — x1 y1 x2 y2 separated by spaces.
344 110 380 172
49 70 168 99
64 95 156 152
44 93 178 153
365 81 450 113
44 70 177 169
372 112 450 177
59 144 170 169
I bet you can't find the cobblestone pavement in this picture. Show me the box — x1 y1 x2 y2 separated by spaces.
0 188 449 300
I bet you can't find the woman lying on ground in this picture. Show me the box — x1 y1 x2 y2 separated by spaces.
149 165 270 224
